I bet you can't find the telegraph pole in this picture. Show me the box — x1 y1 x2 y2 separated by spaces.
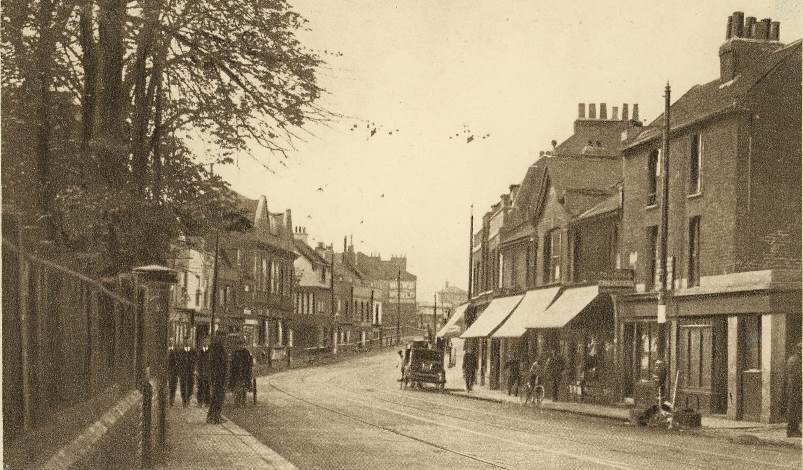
331 251 337 354
396 269 401 345
433 293 438 342
657 83 671 391
468 205 474 300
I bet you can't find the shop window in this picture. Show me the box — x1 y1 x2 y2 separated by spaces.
647 149 660 206
689 133 702 194
688 216 701 287
637 323 659 381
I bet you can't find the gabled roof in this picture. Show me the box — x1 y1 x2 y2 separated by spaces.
626 39 802 149
294 239 330 267
575 189 622 221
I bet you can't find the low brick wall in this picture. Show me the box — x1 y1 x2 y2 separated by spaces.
42 389 144 470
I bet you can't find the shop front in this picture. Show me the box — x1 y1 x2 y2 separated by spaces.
461 294 524 390
526 285 618 404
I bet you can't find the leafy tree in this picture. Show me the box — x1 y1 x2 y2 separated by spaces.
1 0 327 274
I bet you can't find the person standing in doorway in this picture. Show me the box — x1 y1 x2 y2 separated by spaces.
196 337 211 407
168 339 178 406
785 342 802 438
207 332 228 424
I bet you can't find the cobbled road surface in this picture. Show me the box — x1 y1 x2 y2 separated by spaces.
225 349 801 470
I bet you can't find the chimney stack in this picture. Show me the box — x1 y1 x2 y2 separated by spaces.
578 103 586 119
632 104 639 122
588 103 597 119
744 16 756 38
600 103 608 120
612 106 619 120
622 103 629 121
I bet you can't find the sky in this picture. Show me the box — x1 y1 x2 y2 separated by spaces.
215 0 802 302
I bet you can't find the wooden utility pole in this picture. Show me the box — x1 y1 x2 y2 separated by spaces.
331 251 337 354
396 269 401 345
657 83 671 374
468 205 474 300
433 293 438 342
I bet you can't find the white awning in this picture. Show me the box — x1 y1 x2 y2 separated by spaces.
436 303 469 338
526 285 600 329
460 295 524 338
491 287 561 338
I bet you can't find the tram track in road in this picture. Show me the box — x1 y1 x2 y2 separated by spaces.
266 381 512 470
268 378 638 470
281 356 799 470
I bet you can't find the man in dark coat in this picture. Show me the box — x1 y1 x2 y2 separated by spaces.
785 343 802 437
503 352 521 396
229 337 253 407
207 332 228 424
167 340 179 407
547 350 565 402
463 349 477 392
196 337 211 407
178 340 196 407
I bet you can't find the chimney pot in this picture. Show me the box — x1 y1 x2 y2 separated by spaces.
600 103 608 119
588 103 597 119
539 150 544 156
744 17 756 38
731 11 744 38
756 18 771 40
578 103 586 119
770 21 780 41
726 15 733 40
632 104 639 122
612 106 619 120
622 103 629 121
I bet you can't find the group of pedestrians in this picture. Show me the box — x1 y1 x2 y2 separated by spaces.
461 348 564 401
167 332 254 425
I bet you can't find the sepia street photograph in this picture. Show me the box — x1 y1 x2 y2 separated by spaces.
2 0 802 468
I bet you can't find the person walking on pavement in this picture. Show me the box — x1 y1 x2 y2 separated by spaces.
207 332 228 424
785 342 802 437
168 339 179 407
196 336 211 407
547 349 565 402
462 349 477 392
179 338 196 407
229 336 253 407
503 352 521 396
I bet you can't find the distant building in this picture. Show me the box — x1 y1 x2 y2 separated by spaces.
293 227 332 350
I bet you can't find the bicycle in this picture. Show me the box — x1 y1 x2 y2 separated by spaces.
519 377 545 407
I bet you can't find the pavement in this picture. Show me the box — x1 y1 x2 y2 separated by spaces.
443 364 802 449
154 403 296 470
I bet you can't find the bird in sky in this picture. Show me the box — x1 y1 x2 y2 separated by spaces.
467 135 474 143
380 194 384 198
317 187 324 192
